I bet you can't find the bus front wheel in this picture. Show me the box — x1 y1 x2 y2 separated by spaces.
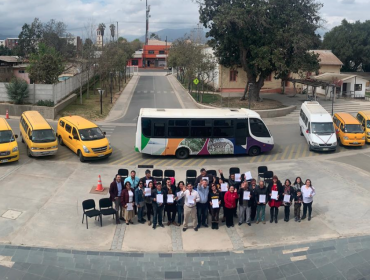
176 148 189 159
248 146 260 157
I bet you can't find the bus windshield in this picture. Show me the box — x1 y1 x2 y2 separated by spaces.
32 129 56 143
0 130 15 144
79 127 105 141
345 124 363 133
311 122 334 135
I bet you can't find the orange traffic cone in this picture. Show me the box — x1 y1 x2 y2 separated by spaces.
95 175 104 192
5 110 9 119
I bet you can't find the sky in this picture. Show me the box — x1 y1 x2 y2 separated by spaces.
0 0 369 40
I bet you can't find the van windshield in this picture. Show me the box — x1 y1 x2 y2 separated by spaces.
367 120 370 129
311 122 334 135
32 129 56 143
79 127 105 141
345 124 363 133
0 130 15 144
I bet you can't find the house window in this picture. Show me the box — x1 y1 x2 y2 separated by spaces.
229 70 237 82
159 50 165 54
18 70 25 73
148 50 155 54
265 74 272 82
131 60 138 66
355 84 362 91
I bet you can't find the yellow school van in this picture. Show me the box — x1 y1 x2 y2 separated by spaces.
56 116 112 162
20 111 58 157
0 118 19 163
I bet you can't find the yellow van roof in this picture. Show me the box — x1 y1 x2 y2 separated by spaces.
359 111 370 118
335 112 360 124
0 118 11 130
61 116 98 130
23 111 51 130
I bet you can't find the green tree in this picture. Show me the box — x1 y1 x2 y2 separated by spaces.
27 43 65 84
130 39 143 50
322 19 370 72
0 46 13 56
17 18 43 57
5 78 29 104
98 23 106 48
110 24 116 41
198 0 322 101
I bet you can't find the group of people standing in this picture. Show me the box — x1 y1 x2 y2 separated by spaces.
109 168 316 230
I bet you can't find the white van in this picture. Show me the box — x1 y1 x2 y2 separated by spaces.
299 101 337 152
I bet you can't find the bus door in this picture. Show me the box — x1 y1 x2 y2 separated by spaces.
152 120 168 155
235 119 248 147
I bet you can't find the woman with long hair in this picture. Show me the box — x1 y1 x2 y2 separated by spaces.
175 181 186 226
267 175 284 223
301 179 316 221
208 183 221 229
293 177 304 193
121 181 135 225
145 181 155 226
283 179 294 222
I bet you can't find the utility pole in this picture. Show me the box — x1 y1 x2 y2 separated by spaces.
142 0 150 68
117 21 118 41
165 36 167 68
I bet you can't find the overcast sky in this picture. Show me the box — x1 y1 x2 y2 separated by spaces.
0 0 369 39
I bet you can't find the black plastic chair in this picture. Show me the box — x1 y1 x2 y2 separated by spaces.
118 169 129 180
164 169 175 178
229 167 240 176
263 171 274 186
186 177 196 186
153 169 163 182
258 166 268 182
82 199 101 229
207 170 217 177
186 170 197 185
99 198 116 225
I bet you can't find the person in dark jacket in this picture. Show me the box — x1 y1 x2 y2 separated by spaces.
175 181 186 225
120 182 135 225
255 181 268 224
164 178 178 226
145 181 155 226
135 180 146 224
267 175 284 223
141 169 155 187
208 183 221 229
294 189 303 222
238 181 254 226
194 168 214 188
249 179 257 221
217 171 227 223
109 174 124 224
151 182 167 229
283 179 295 222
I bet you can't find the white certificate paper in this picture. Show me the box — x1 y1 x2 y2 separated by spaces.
284 194 291 203
146 180 151 186
156 194 163 203
235 173 241 182
176 191 182 198
145 188 151 196
271 191 278 200
127 203 133 211
221 183 228 192
244 171 252 181
259 195 266 203
188 195 194 205
212 199 219 208
167 194 174 203
243 191 250 200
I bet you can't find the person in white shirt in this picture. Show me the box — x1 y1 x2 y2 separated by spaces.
300 179 316 221
178 183 200 232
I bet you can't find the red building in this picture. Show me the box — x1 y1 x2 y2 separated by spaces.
128 39 171 68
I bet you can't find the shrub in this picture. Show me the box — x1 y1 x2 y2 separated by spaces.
36 100 54 107
5 78 29 104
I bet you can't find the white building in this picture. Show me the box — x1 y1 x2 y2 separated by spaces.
96 29 103 48
0 40 4 47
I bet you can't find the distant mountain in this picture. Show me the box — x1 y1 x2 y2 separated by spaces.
123 28 208 43
0 34 17 40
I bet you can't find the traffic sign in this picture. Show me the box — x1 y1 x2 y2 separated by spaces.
193 78 199 85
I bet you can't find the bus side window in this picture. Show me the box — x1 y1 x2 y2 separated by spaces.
249 118 270 138
142 119 151 137
153 123 165 137
235 120 248 145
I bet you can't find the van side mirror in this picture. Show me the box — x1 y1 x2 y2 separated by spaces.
103 131 106 135
14 134 18 139
306 129 310 134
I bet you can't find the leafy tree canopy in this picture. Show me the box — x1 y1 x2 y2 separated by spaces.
6 78 29 104
198 0 323 101
322 19 370 72
0 46 13 56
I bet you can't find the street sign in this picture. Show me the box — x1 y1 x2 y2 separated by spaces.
193 78 199 85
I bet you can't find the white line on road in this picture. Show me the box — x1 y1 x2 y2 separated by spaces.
282 247 309 254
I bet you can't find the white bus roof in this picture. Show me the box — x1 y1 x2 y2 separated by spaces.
139 108 261 119
302 101 333 122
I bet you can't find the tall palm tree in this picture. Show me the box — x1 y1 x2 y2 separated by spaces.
109 24 115 42
98 23 106 48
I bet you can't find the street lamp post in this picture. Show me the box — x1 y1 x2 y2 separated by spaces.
97 88 105 114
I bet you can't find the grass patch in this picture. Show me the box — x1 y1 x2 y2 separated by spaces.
59 78 130 121
366 91 370 97
191 92 220 104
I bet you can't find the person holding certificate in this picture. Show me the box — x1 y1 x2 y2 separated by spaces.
135 180 146 224
145 181 155 226
197 179 210 229
237 181 253 226
224 186 239 228
217 171 228 223
164 179 178 226
267 175 284 224
208 183 221 229
120 182 135 225
178 183 200 231
175 181 186 225
255 181 268 224
283 179 294 222
301 179 316 221
151 182 167 229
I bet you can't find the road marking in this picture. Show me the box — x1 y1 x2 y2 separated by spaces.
217 158 238 162
264 153 273 162
198 159 207 167
154 158 171 166
125 156 144 166
294 144 303 159
301 146 307 158
271 151 280 161
109 151 138 165
290 256 307 262
255 154 266 163
181 158 199 167
287 144 296 160
249 155 258 163
283 247 309 254
279 146 290 160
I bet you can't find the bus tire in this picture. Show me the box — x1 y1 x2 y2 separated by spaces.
300 127 303 136
248 146 260 157
78 150 85 162
58 136 64 146
175 148 189 159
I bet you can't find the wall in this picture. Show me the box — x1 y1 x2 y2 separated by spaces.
319 65 341 74
13 69 30 84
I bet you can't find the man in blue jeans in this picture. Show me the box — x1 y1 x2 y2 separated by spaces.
197 179 210 229
135 181 146 223
151 182 166 229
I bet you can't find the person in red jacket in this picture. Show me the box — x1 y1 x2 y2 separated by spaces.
267 175 284 224
224 186 239 228
120 182 135 225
